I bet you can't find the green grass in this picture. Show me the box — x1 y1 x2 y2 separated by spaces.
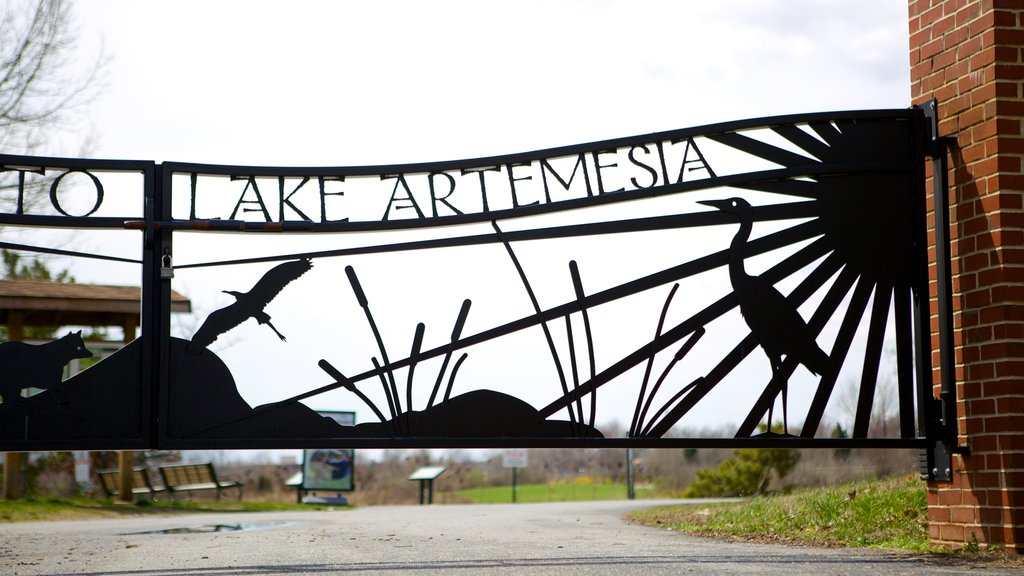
0 496 338 523
629 475 931 551
456 481 659 504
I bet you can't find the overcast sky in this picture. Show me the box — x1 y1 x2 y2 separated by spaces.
72 0 911 166
43 1 915 461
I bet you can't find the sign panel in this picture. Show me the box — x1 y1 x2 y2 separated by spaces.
73 451 90 484
503 448 528 468
302 411 355 491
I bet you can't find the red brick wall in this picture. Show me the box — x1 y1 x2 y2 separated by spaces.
909 0 1024 552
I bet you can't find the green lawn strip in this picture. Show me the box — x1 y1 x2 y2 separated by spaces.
629 476 930 551
0 496 336 522
456 482 659 504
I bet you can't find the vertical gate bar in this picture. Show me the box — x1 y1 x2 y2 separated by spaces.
141 163 172 448
894 284 917 438
156 164 173 447
912 105 937 441
926 101 958 447
139 163 157 447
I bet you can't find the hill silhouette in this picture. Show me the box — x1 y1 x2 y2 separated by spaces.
1 337 601 444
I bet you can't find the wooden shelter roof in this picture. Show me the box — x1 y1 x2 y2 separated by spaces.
0 280 190 328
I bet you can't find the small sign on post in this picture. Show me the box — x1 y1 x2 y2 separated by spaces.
408 466 446 505
503 449 528 503
73 451 90 486
502 448 528 469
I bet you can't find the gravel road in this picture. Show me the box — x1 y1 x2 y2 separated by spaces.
1 499 1016 575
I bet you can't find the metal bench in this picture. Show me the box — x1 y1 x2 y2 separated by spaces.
96 466 166 500
158 462 243 501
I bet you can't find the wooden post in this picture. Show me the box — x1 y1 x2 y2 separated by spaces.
117 451 133 502
2 452 24 500
123 317 137 342
3 313 25 499
8 311 23 342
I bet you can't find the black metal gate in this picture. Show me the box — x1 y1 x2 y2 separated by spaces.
0 106 955 455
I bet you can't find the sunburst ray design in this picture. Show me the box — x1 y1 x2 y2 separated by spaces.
274 118 922 442
894 283 917 438
635 119 922 439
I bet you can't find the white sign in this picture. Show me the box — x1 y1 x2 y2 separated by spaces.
503 448 528 468
73 451 90 484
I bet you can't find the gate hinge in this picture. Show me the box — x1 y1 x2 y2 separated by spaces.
919 397 970 483
917 98 958 158
920 440 952 482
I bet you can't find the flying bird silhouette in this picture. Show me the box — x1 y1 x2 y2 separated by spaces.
698 198 831 434
186 258 313 354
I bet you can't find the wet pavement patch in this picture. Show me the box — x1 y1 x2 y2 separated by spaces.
124 522 288 535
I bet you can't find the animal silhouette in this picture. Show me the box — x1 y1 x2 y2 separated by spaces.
0 331 93 409
699 197 832 434
187 258 313 354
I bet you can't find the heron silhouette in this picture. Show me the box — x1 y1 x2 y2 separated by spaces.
186 258 313 354
698 198 831 434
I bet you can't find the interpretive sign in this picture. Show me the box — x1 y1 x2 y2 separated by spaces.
302 412 355 492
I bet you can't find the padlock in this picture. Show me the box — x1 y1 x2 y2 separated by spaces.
160 252 174 279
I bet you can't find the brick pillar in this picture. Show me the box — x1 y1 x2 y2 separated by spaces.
909 0 1024 552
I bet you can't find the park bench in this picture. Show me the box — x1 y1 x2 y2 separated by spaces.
158 462 243 501
97 466 166 500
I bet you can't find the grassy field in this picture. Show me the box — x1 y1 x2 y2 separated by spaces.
0 496 336 523
630 475 931 550
456 481 660 504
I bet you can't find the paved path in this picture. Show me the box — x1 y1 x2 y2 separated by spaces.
1 500 1016 575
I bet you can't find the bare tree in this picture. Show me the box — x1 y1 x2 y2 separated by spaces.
834 361 900 437
0 0 106 268
0 0 104 155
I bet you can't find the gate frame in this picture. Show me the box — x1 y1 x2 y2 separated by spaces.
0 107 957 456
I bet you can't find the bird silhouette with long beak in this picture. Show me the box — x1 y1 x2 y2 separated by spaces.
186 258 313 354
698 198 831 434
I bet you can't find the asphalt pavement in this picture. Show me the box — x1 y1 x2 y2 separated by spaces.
1 499 1017 575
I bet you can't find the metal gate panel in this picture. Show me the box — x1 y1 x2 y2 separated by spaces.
0 156 154 450
0 108 945 451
